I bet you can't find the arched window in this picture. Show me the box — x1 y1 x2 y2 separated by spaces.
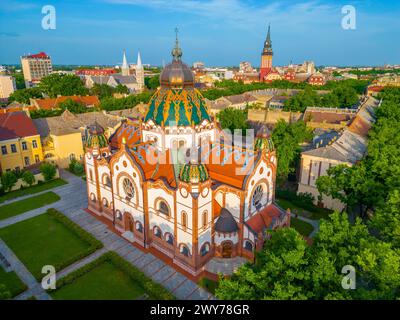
89 170 93 181
244 240 253 252
181 212 187 229
122 178 134 199
202 211 208 228
103 175 111 187
153 226 162 238
252 185 264 209
90 193 96 202
115 210 122 220
102 198 108 207
135 221 143 233
200 243 210 257
180 245 190 257
158 201 169 216
165 233 174 245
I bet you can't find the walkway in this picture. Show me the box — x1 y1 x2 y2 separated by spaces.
291 213 320 238
0 169 212 300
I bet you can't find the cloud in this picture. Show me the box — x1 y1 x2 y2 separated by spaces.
102 0 338 30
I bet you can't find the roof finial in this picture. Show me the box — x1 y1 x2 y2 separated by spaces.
172 27 182 61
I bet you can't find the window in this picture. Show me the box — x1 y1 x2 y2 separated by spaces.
135 221 143 233
158 201 169 216
244 240 253 252
115 210 122 220
15 167 20 174
252 185 263 209
202 211 208 228
24 156 30 166
1 146 7 155
32 140 38 148
165 233 174 245
104 175 111 187
89 170 93 181
11 144 17 153
69 153 76 161
35 155 40 163
180 245 189 257
122 178 135 199
153 227 162 238
181 212 187 229
21 142 27 150
200 243 210 257
102 198 108 207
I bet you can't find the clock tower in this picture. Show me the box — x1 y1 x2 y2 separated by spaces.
260 24 273 81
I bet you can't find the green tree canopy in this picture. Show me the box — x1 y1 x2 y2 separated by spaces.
8 87 42 104
38 74 88 97
216 107 249 135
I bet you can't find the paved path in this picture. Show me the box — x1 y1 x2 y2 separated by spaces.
0 169 212 300
291 213 320 238
0 239 51 300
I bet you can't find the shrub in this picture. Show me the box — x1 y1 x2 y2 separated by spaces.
0 284 11 300
1 171 17 192
40 163 57 181
69 159 84 175
21 170 35 187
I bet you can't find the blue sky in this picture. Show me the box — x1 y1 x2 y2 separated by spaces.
0 0 399 67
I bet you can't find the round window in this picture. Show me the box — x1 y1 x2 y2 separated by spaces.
123 178 134 198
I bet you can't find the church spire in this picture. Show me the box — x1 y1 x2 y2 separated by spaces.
264 24 272 51
122 49 128 69
137 51 142 68
171 27 183 61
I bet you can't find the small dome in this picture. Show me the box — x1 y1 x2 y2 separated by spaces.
214 208 239 233
179 163 209 184
160 60 194 88
86 122 108 149
254 137 274 152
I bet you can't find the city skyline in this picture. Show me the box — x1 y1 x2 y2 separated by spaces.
1 0 400 67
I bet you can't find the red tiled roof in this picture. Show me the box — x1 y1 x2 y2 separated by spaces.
27 52 49 59
0 112 39 141
246 204 282 233
33 96 100 110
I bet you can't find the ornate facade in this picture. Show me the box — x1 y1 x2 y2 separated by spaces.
84 35 289 276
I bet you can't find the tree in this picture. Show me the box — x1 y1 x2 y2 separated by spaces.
58 98 87 114
21 170 35 187
40 163 57 181
8 87 42 104
216 107 249 135
38 74 88 97
145 75 160 90
0 171 17 192
271 120 312 183
115 84 129 95
90 83 115 99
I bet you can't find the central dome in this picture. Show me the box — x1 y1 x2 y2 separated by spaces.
144 31 211 127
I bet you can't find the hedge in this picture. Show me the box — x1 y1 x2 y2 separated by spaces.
49 251 175 300
45 208 104 273
276 189 332 215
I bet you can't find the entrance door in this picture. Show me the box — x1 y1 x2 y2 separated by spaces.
222 242 232 258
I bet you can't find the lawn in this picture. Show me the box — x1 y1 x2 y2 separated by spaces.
0 210 102 280
51 261 145 300
291 217 314 237
0 192 61 221
276 197 332 220
0 179 67 204
50 252 174 300
0 265 27 299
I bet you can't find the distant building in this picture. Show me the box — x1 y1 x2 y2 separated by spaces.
239 61 254 73
193 61 205 69
29 95 100 110
260 25 274 81
75 68 116 76
21 52 53 87
307 72 326 86
297 97 380 211
0 112 43 173
33 110 121 168
0 75 16 98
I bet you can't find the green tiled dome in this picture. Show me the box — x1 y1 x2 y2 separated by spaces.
145 88 210 127
254 137 274 152
179 163 209 184
86 122 108 149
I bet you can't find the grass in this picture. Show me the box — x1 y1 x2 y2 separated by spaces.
51 261 146 300
0 179 67 204
198 277 219 295
49 252 174 300
276 197 332 220
291 217 314 237
0 265 27 299
0 192 61 221
0 211 97 280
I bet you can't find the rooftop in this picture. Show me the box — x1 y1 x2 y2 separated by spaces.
0 111 39 141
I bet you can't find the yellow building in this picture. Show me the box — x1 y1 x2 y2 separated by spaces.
0 112 43 173
33 110 122 168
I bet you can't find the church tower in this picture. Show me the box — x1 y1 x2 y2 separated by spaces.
135 51 144 92
260 24 273 81
121 49 130 76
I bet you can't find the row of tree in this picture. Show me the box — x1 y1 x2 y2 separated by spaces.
215 87 400 300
